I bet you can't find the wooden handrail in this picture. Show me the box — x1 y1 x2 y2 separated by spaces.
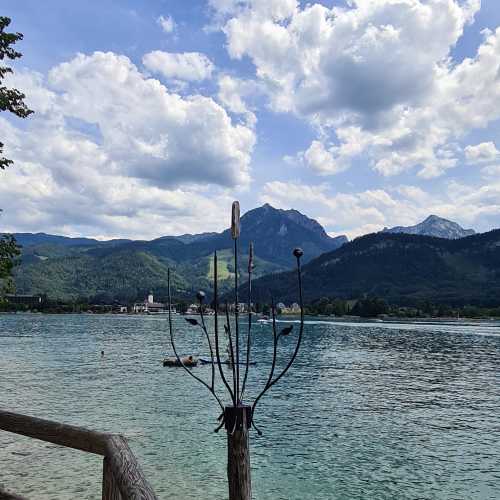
0 410 158 500
0 410 109 454
0 487 28 500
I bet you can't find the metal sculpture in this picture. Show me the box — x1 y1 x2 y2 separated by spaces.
167 201 305 500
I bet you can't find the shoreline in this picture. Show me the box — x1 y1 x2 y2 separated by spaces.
2 310 499 323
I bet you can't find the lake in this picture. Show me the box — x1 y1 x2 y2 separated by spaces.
0 313 499 499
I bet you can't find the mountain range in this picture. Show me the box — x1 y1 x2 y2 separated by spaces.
7 206 497 306
10 204 347 301
382 215 476 239
249 229 500 307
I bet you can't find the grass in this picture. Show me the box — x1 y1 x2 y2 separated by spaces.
207 249 235 280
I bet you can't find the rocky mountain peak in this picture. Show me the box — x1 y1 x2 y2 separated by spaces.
383 215 476 239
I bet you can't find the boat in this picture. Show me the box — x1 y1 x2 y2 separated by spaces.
163 355 198 367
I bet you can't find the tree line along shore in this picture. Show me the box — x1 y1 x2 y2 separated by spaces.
1 295 500 319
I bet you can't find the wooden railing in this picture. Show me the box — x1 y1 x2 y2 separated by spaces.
0 410 158 500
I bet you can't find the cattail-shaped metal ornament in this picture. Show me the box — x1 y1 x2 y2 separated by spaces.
167 201 305 500
231 201 240 239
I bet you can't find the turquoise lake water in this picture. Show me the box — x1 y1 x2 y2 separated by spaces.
0 313 499 499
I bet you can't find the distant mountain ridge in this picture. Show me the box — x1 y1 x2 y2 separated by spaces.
8 208 490 304
196 203 348 266
11 232 132 249
382 215 476 239
10 204 348 301
173 232 218 244
249 229 500 307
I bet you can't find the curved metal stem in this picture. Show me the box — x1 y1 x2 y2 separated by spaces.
213 252 236 405
251 419 263 436
225 303 237 402
214 420 225 433
240 244 253 401
251 298 278 417
251 257 304 417
167 269 224 411
234 238 240 403
199 307 215 391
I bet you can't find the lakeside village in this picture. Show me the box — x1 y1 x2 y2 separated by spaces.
1 291 302 317
2 290 500 320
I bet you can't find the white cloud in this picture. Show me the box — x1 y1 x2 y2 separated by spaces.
464 142 500 163
157 15 176 34
260 178 498 239
293 127 382 174
217 74 258 127
208 0 296 25
0 51 255 238
481 164 500 177
48 52 252 187
3 69 56 114
213 0 500 179
142 51 214 81
302 140 345 175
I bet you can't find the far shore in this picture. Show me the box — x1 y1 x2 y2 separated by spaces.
1 310 499 323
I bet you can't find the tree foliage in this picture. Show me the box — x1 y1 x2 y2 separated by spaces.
251 230 500 308
0 232 20 295
0 16 31 293
0 16 33 169
351 297 389 317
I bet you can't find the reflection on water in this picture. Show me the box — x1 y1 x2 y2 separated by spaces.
0 314 499 499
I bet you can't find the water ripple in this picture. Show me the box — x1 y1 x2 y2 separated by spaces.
0 314 499 499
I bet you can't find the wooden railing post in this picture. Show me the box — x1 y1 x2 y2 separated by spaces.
104 435 157 500
102 457 122 500
0 410 158 500
0 487 29 500
225 406 252 500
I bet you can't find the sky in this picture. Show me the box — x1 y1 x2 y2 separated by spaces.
1 0 500 240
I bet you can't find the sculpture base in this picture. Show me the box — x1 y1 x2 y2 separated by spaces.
225 405 252 500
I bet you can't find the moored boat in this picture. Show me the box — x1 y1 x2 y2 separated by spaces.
163 355 198 367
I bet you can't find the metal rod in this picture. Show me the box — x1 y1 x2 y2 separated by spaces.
168 269 224 410
264 255 304 388
240 242 253 401
199 304 215 391
213 252 236 405
225 303 238 402
251 254 304 417
234 238 240 403
251 298 278 418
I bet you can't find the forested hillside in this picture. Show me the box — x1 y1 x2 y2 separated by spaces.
249 230 500 307
11 204 346 301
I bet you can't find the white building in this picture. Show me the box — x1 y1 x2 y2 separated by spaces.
277 302 301 314
185 303 199 315
133 292 176 314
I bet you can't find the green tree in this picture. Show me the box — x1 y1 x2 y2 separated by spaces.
1 16 33 169
0 16 32 295
0 231 20 295
351 297 389 318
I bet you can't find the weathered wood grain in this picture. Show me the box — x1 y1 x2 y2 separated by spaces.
105 435 158 500
0 487 29 500
102 457 123 500
0 410 158 500
0 410 108 455
227 425 251 500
